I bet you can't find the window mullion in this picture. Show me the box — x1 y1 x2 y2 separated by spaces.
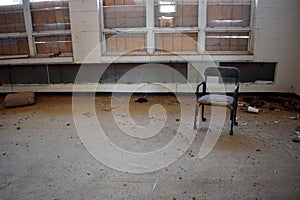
146 0 154 54
23 0 36 56
198 0 206 53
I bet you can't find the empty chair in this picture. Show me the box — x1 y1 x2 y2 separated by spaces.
193 66 240 135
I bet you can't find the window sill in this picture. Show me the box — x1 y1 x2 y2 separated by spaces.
0 56 73 65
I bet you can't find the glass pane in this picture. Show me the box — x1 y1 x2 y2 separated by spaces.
0 0 22 6
154 0 198 27
155 32 198 52
0 37 29 55
205 32 249 51
35 34 72 55
0 4 26 33
103 0 146 28
207 0 251 27
105 33 146 52
30 0 70 31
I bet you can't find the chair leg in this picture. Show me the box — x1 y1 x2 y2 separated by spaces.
233 105 238 126
230 120 234 135
201 105 206 121
230 109 234 135
193 102 199 130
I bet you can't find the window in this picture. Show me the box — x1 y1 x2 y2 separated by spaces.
103 0 146 28
154 0 198 27
0 0 72 57
0 37 29 55
35 34 72 55
101 0 254 55
105 33 146 53
205 32 249 51
29 0 72 56
0 0 22 6
30 0 70 31
0 2 25 33
205 0 252 53
206 0 251 28
155 33 198 52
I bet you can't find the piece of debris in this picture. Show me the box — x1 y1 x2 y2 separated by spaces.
247 106 259 114
4 92 35 108
190 153 195 157
96 103 116 111
292 138 300 143
152 182 157 191
182 189 187 194
274 120 280 124
292 129 300 143
66 123 70 126
289 116 298 120
273 170 278 174
134 98 148 103
256 149 261 152
17 127 20 130
175 118 180 122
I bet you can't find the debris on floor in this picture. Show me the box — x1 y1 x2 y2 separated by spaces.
288 116 298 120
241 95 300 112
292 138 300 143
96 103 116 111
247 106 259 114
4 92 35 108
152 182 157 191
292 127 300 143
134 97 148 103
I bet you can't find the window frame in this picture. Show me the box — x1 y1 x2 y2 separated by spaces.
100 0 255 55
0 0 72 57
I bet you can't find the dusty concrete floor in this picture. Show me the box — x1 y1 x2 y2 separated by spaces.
0 94 299 200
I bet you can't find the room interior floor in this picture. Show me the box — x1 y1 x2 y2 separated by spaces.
0 94 299 200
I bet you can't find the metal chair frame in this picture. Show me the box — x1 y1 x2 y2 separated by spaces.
193 66 240 135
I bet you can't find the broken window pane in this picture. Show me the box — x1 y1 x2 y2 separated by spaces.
105 33 146 53
205 32 249 51
35 34 72 55
0 4 26 33
0 37 29 55
154 0 198 27
207 0 251 27
30 0 70 31
155 32 198 52
103 0 146 28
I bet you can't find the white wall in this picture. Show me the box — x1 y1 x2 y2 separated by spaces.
67 0 300 93
69 0 101 63
253 0 300 93
0 0 299 94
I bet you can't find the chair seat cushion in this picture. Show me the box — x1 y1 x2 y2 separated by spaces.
199 94 233 107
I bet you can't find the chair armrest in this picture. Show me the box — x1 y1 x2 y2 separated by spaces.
195 81 206 99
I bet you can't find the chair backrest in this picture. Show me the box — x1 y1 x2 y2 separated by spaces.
204 66 240 84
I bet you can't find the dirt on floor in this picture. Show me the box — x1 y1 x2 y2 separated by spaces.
0 93 299 200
